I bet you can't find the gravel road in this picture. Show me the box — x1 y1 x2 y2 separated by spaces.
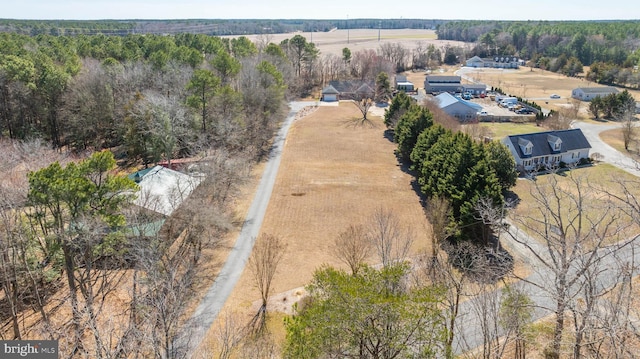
175 101 316 356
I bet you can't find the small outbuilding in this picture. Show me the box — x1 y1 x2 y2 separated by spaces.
129 166 203 216
571 86 619 101
462 83 487 97
321 85 340 102
394 74 415 92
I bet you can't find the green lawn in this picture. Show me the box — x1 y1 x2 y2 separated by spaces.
481 122 544 139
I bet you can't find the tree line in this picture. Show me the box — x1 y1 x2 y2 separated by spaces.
437 20 640 89
0 18 447 37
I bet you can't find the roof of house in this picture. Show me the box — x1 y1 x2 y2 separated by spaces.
574 86 619 95
462 84 487 90
467 56 483 62
435 92 483 111
321 84 340 95
130 165 203 216
504 129 591 159
426 75 461 84
329 80 375 94
395 74 408 82
426 83 463 90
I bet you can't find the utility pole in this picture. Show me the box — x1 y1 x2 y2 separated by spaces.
378 20 381 41
347 15 350 44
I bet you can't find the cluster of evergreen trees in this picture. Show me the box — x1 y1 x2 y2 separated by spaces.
588 89 637 119
387 93 517 243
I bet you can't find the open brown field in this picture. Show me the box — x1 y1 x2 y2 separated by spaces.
232 29 467 57
198 102 433 352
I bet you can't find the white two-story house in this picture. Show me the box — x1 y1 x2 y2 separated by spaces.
502 129 592 173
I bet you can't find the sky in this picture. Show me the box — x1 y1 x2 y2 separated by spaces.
1 0 639 21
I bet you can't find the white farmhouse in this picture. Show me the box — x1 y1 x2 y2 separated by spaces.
502 129 591 173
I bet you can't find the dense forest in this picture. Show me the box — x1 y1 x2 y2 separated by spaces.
437 20 640 88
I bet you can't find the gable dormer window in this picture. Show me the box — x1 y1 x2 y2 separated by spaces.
518 138 533 156
547 134 563 152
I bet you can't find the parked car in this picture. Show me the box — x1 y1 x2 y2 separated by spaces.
477 110 488 116
550 94 561 99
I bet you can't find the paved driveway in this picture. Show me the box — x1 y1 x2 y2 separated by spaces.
572 121 640 176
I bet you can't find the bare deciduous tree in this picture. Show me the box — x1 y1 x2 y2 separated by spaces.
367 207 414 268
506 171 630 359
378 43 408 72
332 224 372 275
425 196 457 262
248 233 286 333
352 97 374 123
213 310 247 359
619 109 636 151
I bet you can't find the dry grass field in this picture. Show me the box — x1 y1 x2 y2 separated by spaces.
234 29 466 57
510 164 640 247
600 127 640 157
198 102 434 352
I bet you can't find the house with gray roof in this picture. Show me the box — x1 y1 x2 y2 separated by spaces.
424 75 462 94
571 86 619 101
433 92 483 122
321 84 340 102
326 80 375 100
462 83 487 97
502 129 591 173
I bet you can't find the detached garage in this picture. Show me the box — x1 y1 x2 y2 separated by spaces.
321 85 340 102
